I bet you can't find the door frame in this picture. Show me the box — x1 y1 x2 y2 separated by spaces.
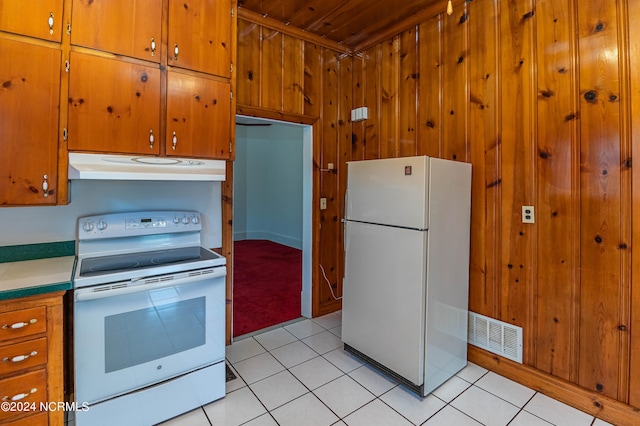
223 106 320 343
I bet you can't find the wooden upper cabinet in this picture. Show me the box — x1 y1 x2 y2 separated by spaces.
166 70 231 159
67 51 161 155
70 0 162 62
168 0 231 78
0 0 64 42
0 38 60 205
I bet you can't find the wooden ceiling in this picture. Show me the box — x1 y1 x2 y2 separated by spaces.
237 0 451 51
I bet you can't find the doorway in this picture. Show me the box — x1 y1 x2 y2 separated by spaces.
233 115 312 337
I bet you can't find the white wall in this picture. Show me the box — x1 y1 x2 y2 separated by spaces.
0 180 222 249
234 123 304 249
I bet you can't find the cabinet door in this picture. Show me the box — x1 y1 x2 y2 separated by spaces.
168 0 231 77
70 0 162 62
68 52 161 155
0 0 64 42
0 38 59 205
166 70 231 159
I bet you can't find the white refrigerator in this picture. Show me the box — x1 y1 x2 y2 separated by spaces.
342 156 471 397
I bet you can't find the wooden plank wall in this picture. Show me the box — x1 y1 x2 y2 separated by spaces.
347 0 639 413
236 0 640 415
236 18 349 315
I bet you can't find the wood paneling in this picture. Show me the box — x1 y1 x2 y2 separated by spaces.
363 46 380 159
467 0 499 319
380 38 398 158
235 0 640 417
398 28 418 157
237 20 261 106
318 49 341 312
628 0 640 409
283 34 304 114
261 28 283 111
441 5 468 162
576 0 623 400
417 16 442 158
534 0 578 381
498 0 536 362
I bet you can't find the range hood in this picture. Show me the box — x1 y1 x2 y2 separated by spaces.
68 153 226 181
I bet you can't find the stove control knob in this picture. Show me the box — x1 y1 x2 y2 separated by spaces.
82 221 94 232
96 220 108 231
191 216 199 224
173 216 180 224
182 216 189 224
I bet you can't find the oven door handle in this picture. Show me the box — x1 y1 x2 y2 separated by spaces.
75 267 226 302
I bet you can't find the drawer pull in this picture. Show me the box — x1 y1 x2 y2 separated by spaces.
2 388 37 402
2 319 37 329
3 351 38 363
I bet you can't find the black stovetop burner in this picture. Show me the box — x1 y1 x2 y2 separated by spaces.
79 246 218 277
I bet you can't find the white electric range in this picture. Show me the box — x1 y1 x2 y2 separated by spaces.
72 211 226 426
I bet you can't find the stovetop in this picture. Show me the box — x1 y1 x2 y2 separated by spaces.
74 247 225 288
79 246 220 277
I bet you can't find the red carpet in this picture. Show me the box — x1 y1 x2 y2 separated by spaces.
233 240 302 337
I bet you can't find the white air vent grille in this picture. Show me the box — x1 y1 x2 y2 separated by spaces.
468 311 523 363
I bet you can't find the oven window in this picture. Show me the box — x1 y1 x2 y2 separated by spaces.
104 297 206 373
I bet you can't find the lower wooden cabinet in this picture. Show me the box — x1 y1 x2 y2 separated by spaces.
0 292 65 426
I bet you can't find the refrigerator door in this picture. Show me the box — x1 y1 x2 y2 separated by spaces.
345 156 428 229
342 220 427 386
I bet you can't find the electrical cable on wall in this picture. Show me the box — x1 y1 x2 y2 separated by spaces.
319 264 342 300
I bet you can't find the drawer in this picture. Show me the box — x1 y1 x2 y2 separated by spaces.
0 307 47 342
0 337 48 375
2 411 48 426
0 369 48 422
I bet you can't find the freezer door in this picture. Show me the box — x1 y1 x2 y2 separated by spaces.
342 221 427 386
346 156 428 229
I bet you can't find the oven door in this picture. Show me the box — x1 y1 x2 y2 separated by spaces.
74 266 226 404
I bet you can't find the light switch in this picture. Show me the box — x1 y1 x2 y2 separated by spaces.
320 198 327 210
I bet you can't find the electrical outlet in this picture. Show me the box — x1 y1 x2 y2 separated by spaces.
327 163 334 170
320 198 327 210
522 206 535 224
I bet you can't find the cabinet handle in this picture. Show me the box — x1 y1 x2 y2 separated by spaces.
150 37 156 56
48 12 54 35
3 351 38 363
2 388 38 402
172 132 178 150
42 175 49 198
173 43 179 61
149 129 155 149
1 319 37 329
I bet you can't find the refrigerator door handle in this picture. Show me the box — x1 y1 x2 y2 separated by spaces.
343 221 349 279
343 189 349 221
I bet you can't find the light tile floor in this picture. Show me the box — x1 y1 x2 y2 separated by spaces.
161 311 613 426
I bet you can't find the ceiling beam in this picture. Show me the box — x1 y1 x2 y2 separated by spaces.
238 7 351 54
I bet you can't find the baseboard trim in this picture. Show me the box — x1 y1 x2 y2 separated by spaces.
468 346 640 426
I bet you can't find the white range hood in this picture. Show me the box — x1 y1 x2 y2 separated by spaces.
68 153 226 181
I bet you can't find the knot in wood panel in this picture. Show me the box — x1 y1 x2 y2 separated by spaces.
583 90 597 103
